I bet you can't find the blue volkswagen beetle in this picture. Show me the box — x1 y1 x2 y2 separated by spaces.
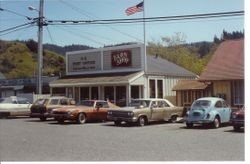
185 97 231 128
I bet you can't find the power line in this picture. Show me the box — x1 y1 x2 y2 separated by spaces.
58 0 143 42
46 10 244 25
0 7 33 20
0 21 36 33
0 24 35 36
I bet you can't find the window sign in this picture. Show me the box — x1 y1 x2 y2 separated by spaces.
111 50 132 67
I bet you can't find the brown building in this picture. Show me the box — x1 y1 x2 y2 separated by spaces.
173 39 244 108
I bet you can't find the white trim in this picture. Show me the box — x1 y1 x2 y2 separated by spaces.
128 71 144 83
67 68 142 76
50 82 128 88
65 53 69 75
67 44 144 55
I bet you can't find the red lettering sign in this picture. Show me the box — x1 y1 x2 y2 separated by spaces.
111 50 132 67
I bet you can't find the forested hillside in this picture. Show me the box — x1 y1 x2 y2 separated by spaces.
0 40 65 78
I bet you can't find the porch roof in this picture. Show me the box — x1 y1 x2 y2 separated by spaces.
172 80 209 91
50 71 143 87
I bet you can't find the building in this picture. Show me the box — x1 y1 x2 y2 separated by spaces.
199 39 244 108
172 79 212 107
50 44 196 106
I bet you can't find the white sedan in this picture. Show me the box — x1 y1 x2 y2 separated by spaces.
0 96 32 117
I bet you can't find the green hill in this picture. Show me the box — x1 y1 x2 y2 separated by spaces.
0 40 65 79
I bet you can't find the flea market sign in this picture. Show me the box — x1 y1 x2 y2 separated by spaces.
72 56 97 71
111 50 132 67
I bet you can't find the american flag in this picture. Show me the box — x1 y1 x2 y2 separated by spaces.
125 2 144 16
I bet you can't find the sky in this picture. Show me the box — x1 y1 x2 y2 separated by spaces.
0 0 245 48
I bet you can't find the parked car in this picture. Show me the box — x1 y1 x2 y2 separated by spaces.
185 97 231 128
107 98 183 126
0 96 31 117
51 100 114 124
230 107 244 131
30 96 75 121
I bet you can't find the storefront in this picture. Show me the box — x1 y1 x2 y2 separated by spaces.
50 44 196 106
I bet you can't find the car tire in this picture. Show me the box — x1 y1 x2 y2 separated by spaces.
186 122 193 128
137 116 146 127
114 121 121 126
77 113 86 124
213 116 220 128
40 116 47 121
57 118 64 124
233 126 241 131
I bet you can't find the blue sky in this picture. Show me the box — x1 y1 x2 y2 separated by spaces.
0 0 244 47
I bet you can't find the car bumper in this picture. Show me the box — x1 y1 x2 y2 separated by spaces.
230 119 244 127
186 119 213 124
30 113 52 117
50 113 73 120
107 115 137 122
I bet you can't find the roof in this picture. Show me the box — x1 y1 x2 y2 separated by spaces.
172 80 209 91
50 71 143 87
146 55 196 77
199 39 244 81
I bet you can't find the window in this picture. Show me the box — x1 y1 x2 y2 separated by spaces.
157 80 163 98
215 101 222 108
50 99 59 105
17 98 30 104
158 101 170 108
232 80 244 105
96 101 109 108
60 99 68 105
149 79 155 98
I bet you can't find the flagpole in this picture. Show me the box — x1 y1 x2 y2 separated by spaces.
143 0 147 72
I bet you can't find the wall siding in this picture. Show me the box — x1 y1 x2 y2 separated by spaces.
213 81 231 104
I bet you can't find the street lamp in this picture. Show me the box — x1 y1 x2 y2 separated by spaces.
28 0 44 94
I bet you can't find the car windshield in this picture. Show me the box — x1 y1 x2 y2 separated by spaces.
0 98 13 104
79 100 95 107
191 100 211 110
129 100 151 108
33 99 48 105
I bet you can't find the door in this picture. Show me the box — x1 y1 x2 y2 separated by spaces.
95 101 109 121
215 100 226 123
222 100 231 122
150 100 165 121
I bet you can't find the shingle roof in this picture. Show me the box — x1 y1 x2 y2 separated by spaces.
172 79 208 91
146 55 196 77
199 39 244 81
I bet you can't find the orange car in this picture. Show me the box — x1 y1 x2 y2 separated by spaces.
52 100 117 124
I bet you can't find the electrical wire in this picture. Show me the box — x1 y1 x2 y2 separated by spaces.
0 7 33 20
0 24 35 36
0 21 36 33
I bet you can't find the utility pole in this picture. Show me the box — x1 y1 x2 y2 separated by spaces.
37 0 44 94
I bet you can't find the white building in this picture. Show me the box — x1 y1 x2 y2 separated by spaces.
50 44 196 106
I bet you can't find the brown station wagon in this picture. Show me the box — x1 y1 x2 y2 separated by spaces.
52 100 116 124
30 96 75 121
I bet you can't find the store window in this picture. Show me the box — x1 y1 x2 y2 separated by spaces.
149 79 155 98
104 86 114 103
91 87 98 100
157 80 163 98
116 86 126 107
131 86 139 99
80 87 89 100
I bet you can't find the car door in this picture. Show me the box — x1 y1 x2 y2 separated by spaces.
150 100 164 121
222 100 231 122
95 101 109 120
214 100 225 122
14 98 31 115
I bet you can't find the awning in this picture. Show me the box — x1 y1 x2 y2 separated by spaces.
172 80 209 91
0 85 24 90
50 71 144 87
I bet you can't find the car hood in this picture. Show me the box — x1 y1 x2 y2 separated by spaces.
109 106 145 112
232 109 245 116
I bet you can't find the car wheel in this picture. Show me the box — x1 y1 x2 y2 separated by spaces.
57 118 64 124
186 122 193 128
114 121 121 126
213 116 220 128
137 116 146 127
40 116 47 121
77 113 86 124
233 126 241 131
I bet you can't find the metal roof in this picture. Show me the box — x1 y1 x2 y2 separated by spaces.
199 39 244 81
146 55 196 77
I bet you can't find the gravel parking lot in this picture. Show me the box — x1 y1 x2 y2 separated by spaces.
0 117 244 161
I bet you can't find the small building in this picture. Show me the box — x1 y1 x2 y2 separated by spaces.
50 44 197 106
172 79 212 107
199 39 244 108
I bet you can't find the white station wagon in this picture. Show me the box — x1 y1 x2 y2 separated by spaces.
0 96 32 118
